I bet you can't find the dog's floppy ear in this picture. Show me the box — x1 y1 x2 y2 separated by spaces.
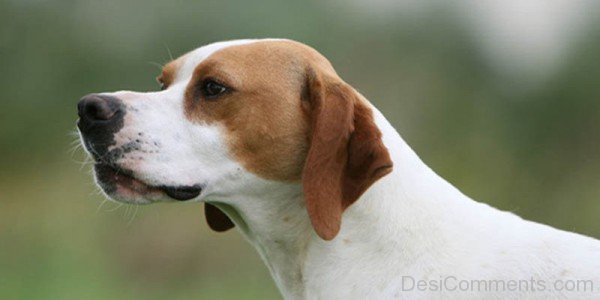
302 69 393 240
204 203 235 232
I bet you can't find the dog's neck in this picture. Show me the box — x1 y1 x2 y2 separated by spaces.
217 107 482 298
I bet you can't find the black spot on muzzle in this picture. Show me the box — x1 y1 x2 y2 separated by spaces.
77 94 126 162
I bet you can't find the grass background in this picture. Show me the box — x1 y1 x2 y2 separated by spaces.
1 0 599 298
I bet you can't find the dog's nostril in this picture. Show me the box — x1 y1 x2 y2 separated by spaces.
88 100 114 120
78 94 122 121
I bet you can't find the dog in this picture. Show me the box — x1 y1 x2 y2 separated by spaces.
77 39 600 299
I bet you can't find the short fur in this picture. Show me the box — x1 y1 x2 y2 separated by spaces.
78 39 600 299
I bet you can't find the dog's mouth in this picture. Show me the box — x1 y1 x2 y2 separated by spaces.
94 163 202 203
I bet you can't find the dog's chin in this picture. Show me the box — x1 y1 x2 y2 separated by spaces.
93 164 202 204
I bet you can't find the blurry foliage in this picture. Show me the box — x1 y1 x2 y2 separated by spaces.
0 0 598 299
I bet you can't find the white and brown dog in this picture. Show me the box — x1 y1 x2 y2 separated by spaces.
77 39 600 299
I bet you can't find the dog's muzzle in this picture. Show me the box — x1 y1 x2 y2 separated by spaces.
77 95 204 202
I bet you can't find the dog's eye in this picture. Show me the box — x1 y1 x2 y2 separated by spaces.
201 80 228 99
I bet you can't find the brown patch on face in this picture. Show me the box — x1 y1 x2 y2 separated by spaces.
157 58 184 89
184 40 392 239
184 40 338 181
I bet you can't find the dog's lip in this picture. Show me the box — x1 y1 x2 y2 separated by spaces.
161 186 203 201
94 163 202 201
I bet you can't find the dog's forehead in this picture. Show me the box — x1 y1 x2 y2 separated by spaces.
176 39 258 80
163 39 335 87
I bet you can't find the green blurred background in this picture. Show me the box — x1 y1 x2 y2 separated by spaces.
1 0 599 299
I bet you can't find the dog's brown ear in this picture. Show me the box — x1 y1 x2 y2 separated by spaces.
302 70 393 240
204 203 235 232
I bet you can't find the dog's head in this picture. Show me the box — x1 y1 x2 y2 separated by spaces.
77 39 392 240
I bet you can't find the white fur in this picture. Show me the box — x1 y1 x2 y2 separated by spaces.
92 39 600 299
96 40 259 202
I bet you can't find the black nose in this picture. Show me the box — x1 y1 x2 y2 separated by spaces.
77 94 125 160
78 94 122 122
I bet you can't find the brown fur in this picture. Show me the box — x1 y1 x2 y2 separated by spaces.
302 70 393 240
179 41 393 239
183 41 331 181
157 58 183 88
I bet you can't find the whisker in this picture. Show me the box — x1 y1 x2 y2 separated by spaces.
88 180 106 197
74 156 93 171
68 143 83 156
96 199 109 214
164 43 174 61
148 61 164 70
69 138 82 145
123 205 130 219
106 203 123 212
68 130 81 137
127 205 139 226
